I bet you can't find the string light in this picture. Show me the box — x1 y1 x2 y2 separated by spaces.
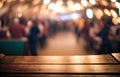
0 0 119 20
86 8 93 19
94 9 103 19
43 0 50 5
111 0 116 2
81 0 88 7
104 9 111 16
115 2 120 8
89 0 96 5
112 17 118 25
32 0 40 5
110 9 118 18
48 3 55 10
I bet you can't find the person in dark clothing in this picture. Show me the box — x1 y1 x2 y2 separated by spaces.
74 22 81 42
28 20 40 55
38 21 47 49
98 24 113 54
115 26 120 52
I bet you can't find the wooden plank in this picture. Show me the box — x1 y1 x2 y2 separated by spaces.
0 55 117 64
0 65 120 74
112 53 120 62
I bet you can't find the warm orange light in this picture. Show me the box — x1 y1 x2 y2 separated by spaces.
23 5 28 11
20 0 25 2
104 9 111 16
101 0 108 6
117 17 120 23
33 6 39 13
94 9 103 19
17 6 22 12
110 9 118 18
7 0 12 3
56 0 63 6
112 17 118 25
67 0 73 6
32 0 40 5
0 2 3 8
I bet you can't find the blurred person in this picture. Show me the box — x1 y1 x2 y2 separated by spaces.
24 20 33 55
89 21 102 51
82 19 93 50
0 20 11 39
48 20 53 36
52 21 58 35
115 25 120 52
48 20 57 36
74 22 81 42
28 20 40 55
38 21 48 48
9 18 26 40
82 20 91 42
109 25 120 52
109 25 117 51
9 18 28 55
97 20 113 53
25 20 33 36
19 17 27 25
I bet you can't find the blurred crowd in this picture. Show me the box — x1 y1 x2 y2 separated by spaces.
0 17 48 55
79 19 120 54
0 16 120 55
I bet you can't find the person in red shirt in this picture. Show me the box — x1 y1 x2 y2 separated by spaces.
9 18 26 39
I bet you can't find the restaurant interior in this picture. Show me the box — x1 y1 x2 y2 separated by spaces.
0 0 120 76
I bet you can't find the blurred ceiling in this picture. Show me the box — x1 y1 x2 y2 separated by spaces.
0 0 120 20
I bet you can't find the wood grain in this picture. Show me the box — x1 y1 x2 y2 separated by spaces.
0 55 117 64
0 54 120 76
112 53 120 62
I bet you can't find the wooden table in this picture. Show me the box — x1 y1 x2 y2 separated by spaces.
112 53 120 62
0 54 120 77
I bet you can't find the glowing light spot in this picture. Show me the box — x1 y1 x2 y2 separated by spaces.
86 8 93 19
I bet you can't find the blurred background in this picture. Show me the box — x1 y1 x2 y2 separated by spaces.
0 0 120 56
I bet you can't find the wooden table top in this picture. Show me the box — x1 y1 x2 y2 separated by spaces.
0 54 118 64
112 53 120 62
0 54 120 75
0 64 120 74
